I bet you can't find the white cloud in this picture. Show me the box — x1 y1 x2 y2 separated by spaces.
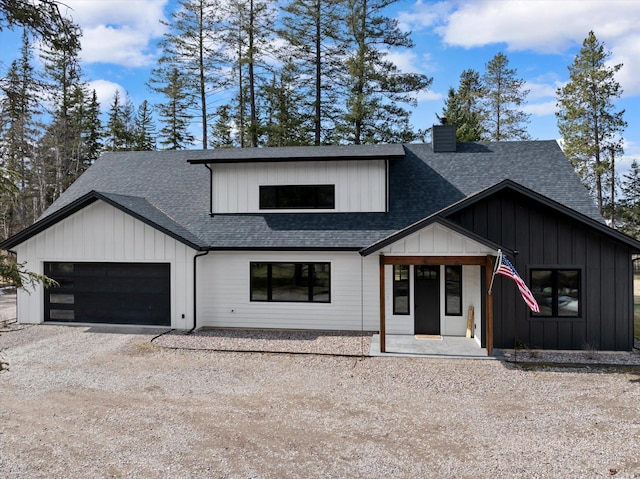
61 0 169 67
385 50 424 75
523 101 556 117
416 89 443 102
526 80 560 101
396 0 452 32
87 79 125 110
429 1 640 97
437 1 640 52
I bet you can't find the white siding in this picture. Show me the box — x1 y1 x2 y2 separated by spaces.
381 222 496 256
465 265 483 345
211 160 386 213
197 251 380 331
14 201 197 329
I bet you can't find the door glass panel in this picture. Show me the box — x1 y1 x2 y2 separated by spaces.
50 293 74 304
445 266 462 316
49 309 74 320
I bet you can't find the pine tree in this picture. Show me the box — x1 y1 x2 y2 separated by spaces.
0 31 40 232
154 0 228 149
39 17 85 200
441 69 484 142
0 0 79 47
279 0 346 145
481 52 530 141
339 0 432 144
83 89 102 164
210 104 234 148
260 60 313 146
105 90 135 151
156 67 194 150
133 100 156 151
224 0 276 147
556 31 627 215
618 160 640 240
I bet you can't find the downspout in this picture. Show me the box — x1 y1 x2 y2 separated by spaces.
189 249 210 334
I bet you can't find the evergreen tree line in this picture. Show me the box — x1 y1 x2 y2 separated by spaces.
0 2 638 241
149 0 434 149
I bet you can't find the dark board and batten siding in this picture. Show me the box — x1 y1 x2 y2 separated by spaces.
447 189 634 351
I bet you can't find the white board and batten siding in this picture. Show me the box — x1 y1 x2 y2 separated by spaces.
13 201 197 329
381 221 495 344
211 160 386 213
197 251 380 331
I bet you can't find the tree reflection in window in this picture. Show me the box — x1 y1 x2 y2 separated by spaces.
530 269 580 317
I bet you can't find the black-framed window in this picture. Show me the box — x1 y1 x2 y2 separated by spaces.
530 268 581 317
259 185 335 209
250 262 330 303
393 265 410 315
445 265 462 316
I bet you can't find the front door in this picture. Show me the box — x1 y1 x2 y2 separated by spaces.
414 265 440 335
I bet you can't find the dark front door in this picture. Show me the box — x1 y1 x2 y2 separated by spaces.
414 265 440 335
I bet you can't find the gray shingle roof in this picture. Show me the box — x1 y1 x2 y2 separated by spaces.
8 140 607 251
186 143 406 163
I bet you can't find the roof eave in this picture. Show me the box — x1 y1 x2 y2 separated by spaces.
442 179 640 252
359 215 506 257
0 191 205 252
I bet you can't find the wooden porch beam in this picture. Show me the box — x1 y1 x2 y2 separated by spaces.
379 255 386 353
485 255 494 356
381 255 488 266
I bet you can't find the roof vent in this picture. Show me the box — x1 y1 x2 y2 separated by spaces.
432 124 456 153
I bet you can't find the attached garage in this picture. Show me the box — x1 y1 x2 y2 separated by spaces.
44 262 171 326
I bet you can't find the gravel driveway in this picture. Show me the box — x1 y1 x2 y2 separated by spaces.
1 325 640 479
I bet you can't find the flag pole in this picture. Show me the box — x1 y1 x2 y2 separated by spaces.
488 249 502 295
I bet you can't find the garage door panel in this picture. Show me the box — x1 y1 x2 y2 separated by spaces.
44 262 170 326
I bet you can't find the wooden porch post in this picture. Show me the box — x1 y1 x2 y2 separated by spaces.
485 255 494 356
379 255 386 353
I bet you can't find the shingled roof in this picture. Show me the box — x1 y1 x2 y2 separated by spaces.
2 140 610 251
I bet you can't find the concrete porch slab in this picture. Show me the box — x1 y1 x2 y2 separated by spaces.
370 334 500 359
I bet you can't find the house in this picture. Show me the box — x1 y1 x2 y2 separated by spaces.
2 126 639 354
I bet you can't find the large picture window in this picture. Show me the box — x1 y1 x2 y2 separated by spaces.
250 262 330 303
445 265 462 316
259 185 335 209
530 269 581 317
393 265 410 315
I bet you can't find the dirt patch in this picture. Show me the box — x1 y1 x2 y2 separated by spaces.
1 326 640 478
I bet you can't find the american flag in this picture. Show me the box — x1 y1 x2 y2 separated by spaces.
496 254 540 313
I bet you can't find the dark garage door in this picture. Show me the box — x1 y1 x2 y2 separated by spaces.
44 262 170 326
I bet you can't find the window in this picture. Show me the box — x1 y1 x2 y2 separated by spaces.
445 265 462 316
250 262 330 303
530 269 581 317
259 185 335 209
393 265 410 315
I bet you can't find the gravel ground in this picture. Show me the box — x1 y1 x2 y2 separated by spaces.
154 328 372 357
1 324 640 478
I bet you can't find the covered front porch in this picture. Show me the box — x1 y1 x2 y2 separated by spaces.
377 254 497 355
360 217 503 357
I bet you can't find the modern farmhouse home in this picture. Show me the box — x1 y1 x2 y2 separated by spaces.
2 126 639 354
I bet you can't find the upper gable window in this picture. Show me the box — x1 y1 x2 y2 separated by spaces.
259 185 335 210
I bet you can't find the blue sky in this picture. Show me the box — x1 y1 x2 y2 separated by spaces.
1 0 639 174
